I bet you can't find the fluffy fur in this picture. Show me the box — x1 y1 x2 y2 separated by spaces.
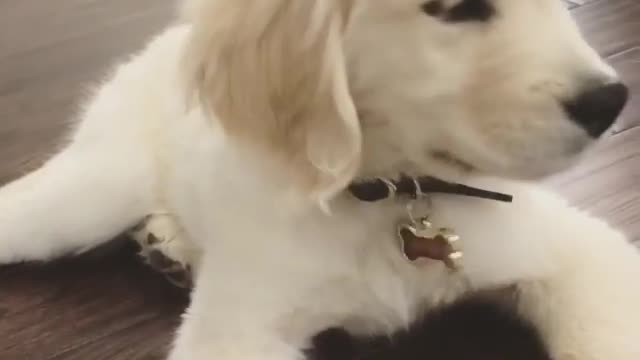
308 290 552 360
1 0 639 359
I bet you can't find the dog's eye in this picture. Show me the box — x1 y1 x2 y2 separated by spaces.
422 0 495 23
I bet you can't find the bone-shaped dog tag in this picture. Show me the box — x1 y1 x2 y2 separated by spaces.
397 218 462 270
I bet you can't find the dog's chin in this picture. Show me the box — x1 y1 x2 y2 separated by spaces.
487 153 586 181
429 149 586 182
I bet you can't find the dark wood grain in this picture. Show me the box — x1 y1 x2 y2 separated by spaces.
571 0 640 58
0 0 639 359
0 0 175 184
0 241 189 360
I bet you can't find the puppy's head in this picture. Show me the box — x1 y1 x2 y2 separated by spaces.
183 0 628 200
346 0 628 179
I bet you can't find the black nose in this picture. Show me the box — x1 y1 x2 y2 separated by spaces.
563 83 629 137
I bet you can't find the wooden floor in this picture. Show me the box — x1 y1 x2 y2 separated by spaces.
0 0 639 359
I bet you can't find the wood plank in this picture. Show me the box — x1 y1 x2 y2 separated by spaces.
571 0 640 58
0 0 174 184
609 48 640 133
0 243 188 359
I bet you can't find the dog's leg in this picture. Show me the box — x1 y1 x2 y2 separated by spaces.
0 142 154 264
167 241 320 360
517 220 640 360
170 321 302 360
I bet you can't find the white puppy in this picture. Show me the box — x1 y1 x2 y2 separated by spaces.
1 0 638 359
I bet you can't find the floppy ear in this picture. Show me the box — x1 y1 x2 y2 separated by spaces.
183 0 361 205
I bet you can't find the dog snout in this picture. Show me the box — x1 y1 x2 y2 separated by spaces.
562 82 629 138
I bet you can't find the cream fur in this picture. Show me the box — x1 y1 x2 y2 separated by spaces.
0 1 639 359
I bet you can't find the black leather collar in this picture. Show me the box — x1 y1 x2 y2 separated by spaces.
348 176 513 203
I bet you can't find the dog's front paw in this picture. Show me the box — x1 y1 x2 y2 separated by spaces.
129 213 199 288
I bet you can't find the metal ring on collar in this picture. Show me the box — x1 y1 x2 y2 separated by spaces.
378 178 398 198
412 177 423 198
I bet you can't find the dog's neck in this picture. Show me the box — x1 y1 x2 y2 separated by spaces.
345 119 515 203
355 112 472 185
